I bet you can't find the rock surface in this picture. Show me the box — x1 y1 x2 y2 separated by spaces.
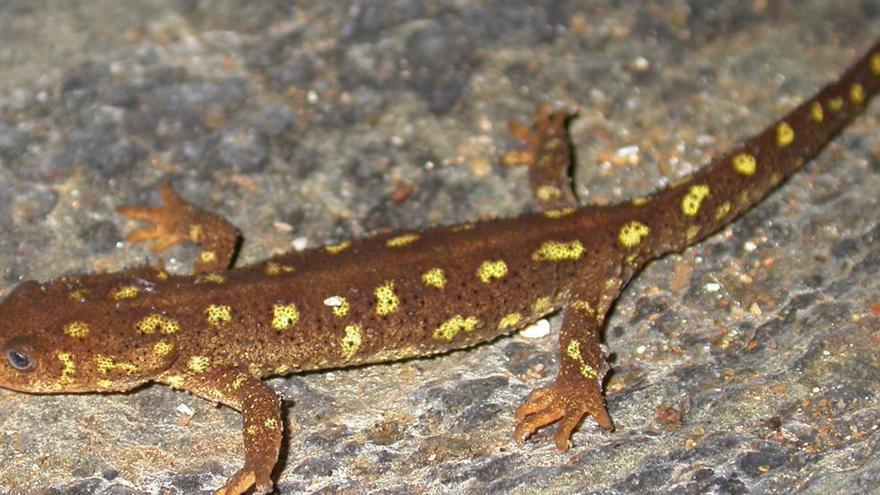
0 1 878 494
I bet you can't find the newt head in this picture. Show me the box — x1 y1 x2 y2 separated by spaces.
0 277 178 394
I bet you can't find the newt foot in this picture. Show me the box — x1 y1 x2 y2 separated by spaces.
514 378 613 451
215 468 272 495
116 181 198 253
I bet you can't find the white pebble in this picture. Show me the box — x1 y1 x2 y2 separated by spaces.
521 319 551 339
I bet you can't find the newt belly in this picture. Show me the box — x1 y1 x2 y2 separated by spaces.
1 35 879 495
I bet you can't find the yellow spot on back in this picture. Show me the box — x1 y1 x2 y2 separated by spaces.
872 53 880 75
94 356 113 373
205 304 232 326
155 269 169 281
57 352 76 384
265 418 278 429
477 260 508 283
715 201 731 220
421 268 446 289
136 314 180 335
434 315 479 341
810 101 824 123
63 321 90 339
341 324 363 360
96 379 113 389
265 261 295 276
200 250 217 263
618 220 650 248
632 197 650 206
498 313 522 329
536 185 562 202
681 184 710 217
197 273 226 284
188 356 210 373
112 286 139 300
272 304 300 330
326 241 351 254
544 208 576 219
386 234 419 247
375 281 399 316
326 296 349 317
732 153 757 176
153 341 173 357
686 225 701 242
533 296 552 315
829 97 843 112
776 122 794 147
451 224 475 232
532 240 585 261
850 83 865 105
275 364 290 374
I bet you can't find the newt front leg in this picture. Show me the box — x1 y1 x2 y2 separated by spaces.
159 369 282 495
117 182 240 274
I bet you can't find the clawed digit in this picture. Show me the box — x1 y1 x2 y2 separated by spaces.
514 379 613 451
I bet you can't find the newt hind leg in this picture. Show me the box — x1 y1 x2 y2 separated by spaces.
503 103 578 211
515 283 618 450
117 182 240 274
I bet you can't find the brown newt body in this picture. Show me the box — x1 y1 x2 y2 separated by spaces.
1 37 879 495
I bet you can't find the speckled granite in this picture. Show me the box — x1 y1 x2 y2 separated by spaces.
0 1 878 494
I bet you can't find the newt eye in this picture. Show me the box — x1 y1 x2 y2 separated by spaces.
6 349 34 371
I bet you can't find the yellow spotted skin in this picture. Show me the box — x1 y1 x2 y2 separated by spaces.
1 35 879 495
136 314 180 335
566 340 598 380
188 356 210 373
205 304 232 326
386 234 419 247
680 185 710 217
271 304 299 331
776 122 795 147
421 268 446 289
851 83 865 104
532 240 584 261
63 321 90 339
111 286 140 300
329 296 350 317
498 312 522 329
810 101 824 123
434 315 480 341
341 324 362 359
477 260 508 283
375 281 400 316
618 221 650 248
732 153 757 176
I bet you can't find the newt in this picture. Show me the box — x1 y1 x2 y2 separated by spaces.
1 37 879 495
